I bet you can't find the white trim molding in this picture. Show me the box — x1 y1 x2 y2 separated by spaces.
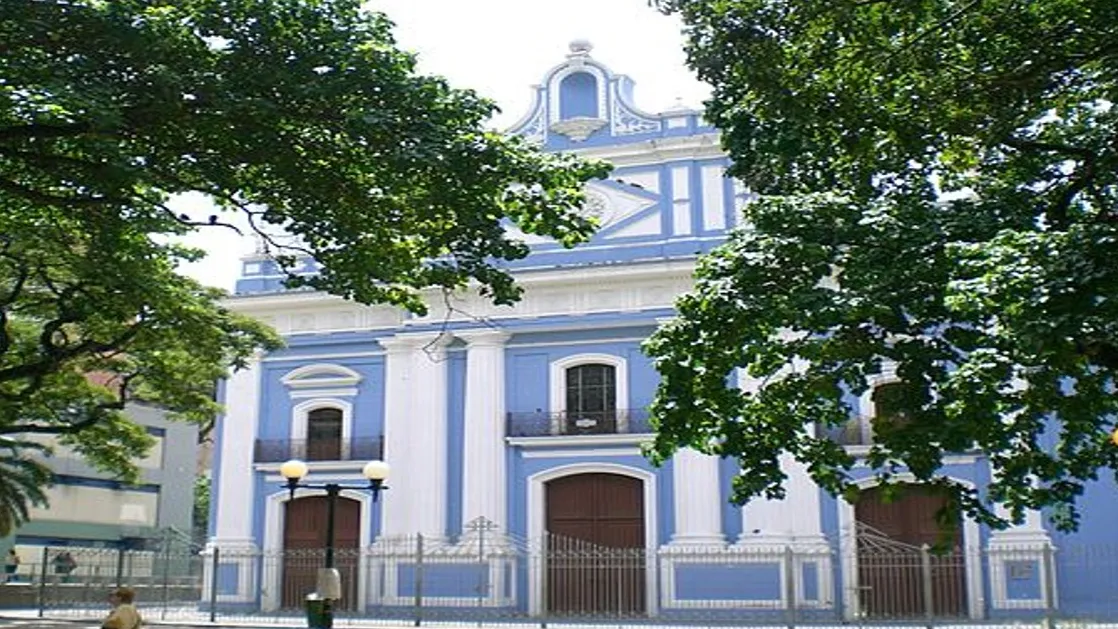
658 544 833 610
281 363 363 390
260 487 374 612
289 398 354 448
548 353 629 434
201 539 259 604
837 474 985 620
527 462 658 616
507 434 651 448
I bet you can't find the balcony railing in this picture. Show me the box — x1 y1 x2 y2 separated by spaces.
253 436 385 463
506 409 653 438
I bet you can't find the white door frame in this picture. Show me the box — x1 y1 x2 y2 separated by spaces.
526 462 659 616
261 487 374 612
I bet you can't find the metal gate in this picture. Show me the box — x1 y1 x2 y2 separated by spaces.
855 522 967 619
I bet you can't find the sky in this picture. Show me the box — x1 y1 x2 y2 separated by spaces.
177 0 710 291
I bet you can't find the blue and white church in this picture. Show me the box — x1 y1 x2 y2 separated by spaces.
207 42 1117 621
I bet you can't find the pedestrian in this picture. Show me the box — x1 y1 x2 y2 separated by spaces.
4 549 19 582
52 550 77 582
101 586 142 629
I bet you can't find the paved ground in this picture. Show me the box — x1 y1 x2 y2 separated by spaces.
0 620 265 628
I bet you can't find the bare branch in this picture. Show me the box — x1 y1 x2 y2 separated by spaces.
156 203 244 235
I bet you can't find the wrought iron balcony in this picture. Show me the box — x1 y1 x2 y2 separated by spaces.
253 436 384 463
506 409 653 438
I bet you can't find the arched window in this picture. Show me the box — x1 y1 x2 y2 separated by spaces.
870 381 911 437
564 363 617 434
305 407 343 461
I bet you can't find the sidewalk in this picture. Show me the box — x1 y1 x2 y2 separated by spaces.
0 608 451 629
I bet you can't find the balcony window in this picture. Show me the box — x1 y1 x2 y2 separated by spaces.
306 408 343 461
564 363 617 434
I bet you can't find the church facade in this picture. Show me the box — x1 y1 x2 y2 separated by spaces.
206 43 1118 621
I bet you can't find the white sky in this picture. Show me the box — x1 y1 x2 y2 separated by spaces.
177 0 710 290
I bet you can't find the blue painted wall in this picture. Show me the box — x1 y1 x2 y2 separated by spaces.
558 72 598 119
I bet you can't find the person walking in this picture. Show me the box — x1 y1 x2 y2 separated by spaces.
52 550 77 583
4 549 19 582
101 586 142 629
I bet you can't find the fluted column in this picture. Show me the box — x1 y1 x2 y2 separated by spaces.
669 448 725 546
456 329 511 540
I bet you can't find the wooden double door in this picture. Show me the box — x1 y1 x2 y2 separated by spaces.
855 484 967 619
282 496 361 610
545 473 646 616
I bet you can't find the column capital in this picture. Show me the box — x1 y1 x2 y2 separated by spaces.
378 331 453 352
455 328 511 347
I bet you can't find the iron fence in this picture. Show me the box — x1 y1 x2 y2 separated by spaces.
8 528 1118 628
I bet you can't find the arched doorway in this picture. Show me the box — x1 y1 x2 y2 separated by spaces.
545 473 645 616
282 496 360 609
854 484 967 618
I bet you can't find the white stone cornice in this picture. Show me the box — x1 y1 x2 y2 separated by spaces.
455 328 512 347
568 133 724 166
378 331 452 352
224 260 701 335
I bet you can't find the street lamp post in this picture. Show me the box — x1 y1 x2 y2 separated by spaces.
279 458 390 629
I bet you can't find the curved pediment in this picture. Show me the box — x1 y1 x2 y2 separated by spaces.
280 363 362 389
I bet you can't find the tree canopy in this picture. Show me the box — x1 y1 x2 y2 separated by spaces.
646 0 1118 530
0 0 605 535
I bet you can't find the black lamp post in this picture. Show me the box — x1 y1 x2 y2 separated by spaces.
280 458 389 629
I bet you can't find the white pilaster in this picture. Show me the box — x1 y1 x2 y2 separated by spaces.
457 329 511 539
668 448 724 546
207 355 262 602
408 332 451 543
379 332 451 543
737 455 827 548
378 335 418 538
212 355 262 546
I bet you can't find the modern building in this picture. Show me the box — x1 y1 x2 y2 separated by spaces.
2 403 199 582
206 42 1118 621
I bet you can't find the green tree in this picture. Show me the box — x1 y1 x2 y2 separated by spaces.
646 0 1118 530
0 0 606 535
193 474 210 542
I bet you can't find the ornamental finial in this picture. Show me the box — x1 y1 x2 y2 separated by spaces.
568 39 593 55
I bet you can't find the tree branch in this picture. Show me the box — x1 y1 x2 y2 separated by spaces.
0 323 142 385
156 203 243 235
1002 137 1098 229
0 178 125 209
0 121 93 142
